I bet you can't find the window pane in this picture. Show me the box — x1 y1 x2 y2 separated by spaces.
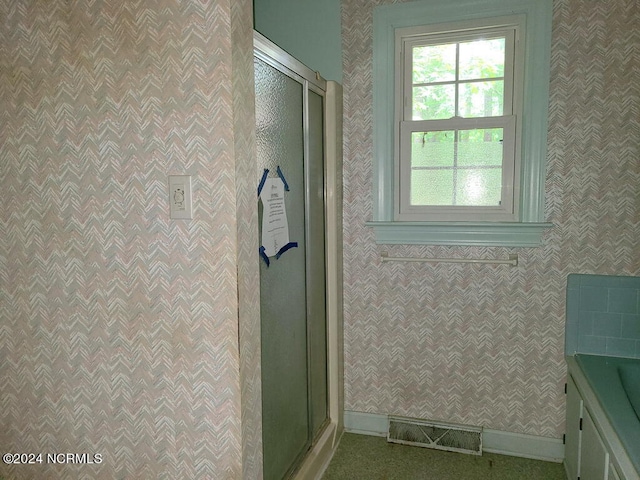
413 84 455 120
411 169 454 205
455 168 502 206
409 128 505 206
411 131 455 167
412 44 456 83
459 38 505 80
457 128 503 166
458 81 504 117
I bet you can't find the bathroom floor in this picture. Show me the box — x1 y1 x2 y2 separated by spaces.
322 433 567 480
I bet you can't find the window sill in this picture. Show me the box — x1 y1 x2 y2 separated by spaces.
365 221 553 247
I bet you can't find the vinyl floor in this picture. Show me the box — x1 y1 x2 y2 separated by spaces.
322 433 567 480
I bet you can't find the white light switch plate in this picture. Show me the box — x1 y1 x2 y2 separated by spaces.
168 175 192 219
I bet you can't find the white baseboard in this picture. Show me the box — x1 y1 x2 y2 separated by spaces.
343 411 564 463
343 411 388 437
482 428 564 462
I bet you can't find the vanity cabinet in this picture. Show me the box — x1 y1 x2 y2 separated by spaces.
581 408 610 480
565 375 619 480
565 375 582 480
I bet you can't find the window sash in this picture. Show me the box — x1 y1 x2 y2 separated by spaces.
397 115 518 221
402 27 516 122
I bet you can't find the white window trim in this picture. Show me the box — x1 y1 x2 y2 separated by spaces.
367 0 553 247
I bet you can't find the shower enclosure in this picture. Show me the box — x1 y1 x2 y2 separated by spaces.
253 32 343 480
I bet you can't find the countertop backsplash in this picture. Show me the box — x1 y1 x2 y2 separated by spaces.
566 274 640 358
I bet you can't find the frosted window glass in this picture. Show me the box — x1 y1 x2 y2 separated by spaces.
456 168 502 206
457 128 503 166
411 131 455 167
411 169 454 205
410 128 504 206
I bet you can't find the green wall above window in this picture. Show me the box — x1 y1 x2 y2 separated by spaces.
253 0 343 82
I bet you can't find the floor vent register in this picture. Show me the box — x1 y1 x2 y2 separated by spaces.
387 416 483 455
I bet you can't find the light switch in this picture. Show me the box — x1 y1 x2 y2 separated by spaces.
168 175 192 219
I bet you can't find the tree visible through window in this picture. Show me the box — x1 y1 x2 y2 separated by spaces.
411 38 505 120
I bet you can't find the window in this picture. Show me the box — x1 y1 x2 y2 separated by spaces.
397 23 520 222
368 0 553 246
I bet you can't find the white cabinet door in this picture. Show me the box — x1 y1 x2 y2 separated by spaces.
565 375 583 480
581 408 610 480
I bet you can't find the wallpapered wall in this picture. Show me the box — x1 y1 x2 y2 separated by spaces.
0 1 258 479
232 0 263 476
342 0 639 438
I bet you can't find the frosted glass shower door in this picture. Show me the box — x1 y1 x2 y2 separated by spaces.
255 53 328 480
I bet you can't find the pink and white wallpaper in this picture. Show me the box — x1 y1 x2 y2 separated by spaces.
0 0 258 478
0 0 638 477
342 0 639 438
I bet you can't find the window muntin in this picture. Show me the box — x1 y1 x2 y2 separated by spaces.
396 25 520 221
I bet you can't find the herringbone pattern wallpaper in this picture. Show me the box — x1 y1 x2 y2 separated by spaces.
0 1 256 478
231 0 263 478
342 0 639 438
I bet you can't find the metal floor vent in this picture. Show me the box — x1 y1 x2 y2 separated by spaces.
387 417 482 455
